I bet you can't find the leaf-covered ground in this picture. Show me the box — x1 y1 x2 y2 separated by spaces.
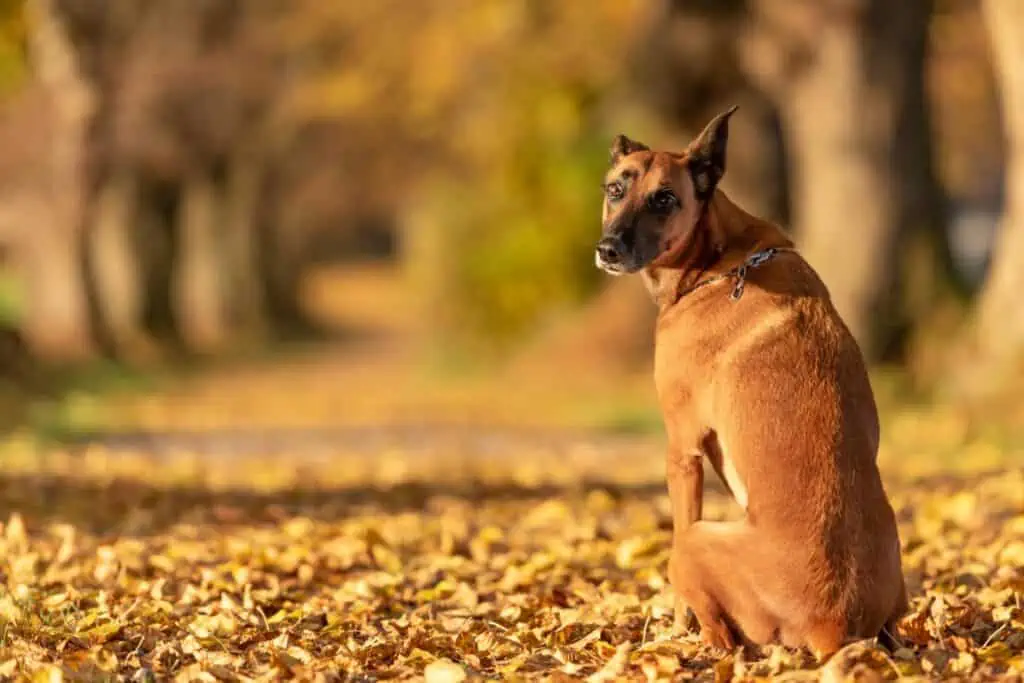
0 418 1022 682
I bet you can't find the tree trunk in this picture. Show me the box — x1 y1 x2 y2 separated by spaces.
137 181 184 351
888 0 970 380
775 14 896 358
21 0 95 361
718 94 788 226
18 205 92 361
83 170 150 359
258 214 310 339
627 0 787 225
175 171 230 354
886 0 960 364
222 150 267 339
967 0 1024 391
743 0 933 360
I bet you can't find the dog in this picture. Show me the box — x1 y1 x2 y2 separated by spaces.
595 107 907 657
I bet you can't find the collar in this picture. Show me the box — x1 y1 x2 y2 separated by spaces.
674 246 796 305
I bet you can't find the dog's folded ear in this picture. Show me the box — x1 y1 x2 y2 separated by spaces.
689 105 738 200
610 134 649 164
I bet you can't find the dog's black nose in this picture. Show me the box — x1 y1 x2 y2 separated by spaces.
596 237 625 265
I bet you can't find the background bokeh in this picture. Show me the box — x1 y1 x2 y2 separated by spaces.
0 3 1023 680
0 0 1020 437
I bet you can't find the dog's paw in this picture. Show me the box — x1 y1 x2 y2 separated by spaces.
699 624 738 652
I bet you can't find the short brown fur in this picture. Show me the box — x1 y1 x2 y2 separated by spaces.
596 110 907 657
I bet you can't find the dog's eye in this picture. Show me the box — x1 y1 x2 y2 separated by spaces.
649 188 677 213
605 181 625 201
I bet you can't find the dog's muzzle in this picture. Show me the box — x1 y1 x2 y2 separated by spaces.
595 236 627 275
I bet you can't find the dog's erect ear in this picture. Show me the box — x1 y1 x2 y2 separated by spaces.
688 105 738 199
610 134 649 164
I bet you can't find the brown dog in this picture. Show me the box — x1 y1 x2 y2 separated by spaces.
595 107 907 656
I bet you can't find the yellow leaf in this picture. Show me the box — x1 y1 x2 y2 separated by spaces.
615 536 660 569
149 555 175 573
5 513 27 550
282 517 314 540
569 627 602 650
31 666 63 683
993 605 1018 622
978 641 1012 664
95 647 119 673
84 621 122 644
497 654 529 676
944 491 977 525
370 544 402 574
266 609 289 625
999 541 1024 567
424 659 467 683
43 592 68 608
588 643 632 683
0 594 23 624
948 651 975 674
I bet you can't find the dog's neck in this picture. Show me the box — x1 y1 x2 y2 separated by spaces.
642 190 794 311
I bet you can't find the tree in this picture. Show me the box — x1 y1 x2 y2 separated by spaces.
18 0 95 360
54 0 288 357
967 0 1024 392
741 0 940 359
627 0 788 225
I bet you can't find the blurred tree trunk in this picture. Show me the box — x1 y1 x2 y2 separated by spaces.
222 149 267 339
887 0 960 363
256 144 316 339
258 213 308 338
967 0 1024 390
84 170 146 358
720 95 788 226
175 171 229 354
137 182 184 351
628 0 787 225
22 0 95 360
743 0 934 360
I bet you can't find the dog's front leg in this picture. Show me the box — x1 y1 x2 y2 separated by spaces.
666 445 704 633
666 446 704 531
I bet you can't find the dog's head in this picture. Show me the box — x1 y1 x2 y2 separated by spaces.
595 106 737 275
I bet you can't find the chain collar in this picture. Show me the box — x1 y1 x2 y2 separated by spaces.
675 247 796 303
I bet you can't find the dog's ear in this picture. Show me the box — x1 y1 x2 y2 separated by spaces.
688 105 738 199
610 134 649 164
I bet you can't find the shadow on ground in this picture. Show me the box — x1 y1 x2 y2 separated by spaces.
0 471 695 537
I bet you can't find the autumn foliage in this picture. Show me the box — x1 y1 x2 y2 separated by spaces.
0 435 1021 680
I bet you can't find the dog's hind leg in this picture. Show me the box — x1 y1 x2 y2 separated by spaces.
667 556 739 650
671 520 867 657
668 520 783 650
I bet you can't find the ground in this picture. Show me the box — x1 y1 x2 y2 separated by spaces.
0 264 1022 681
